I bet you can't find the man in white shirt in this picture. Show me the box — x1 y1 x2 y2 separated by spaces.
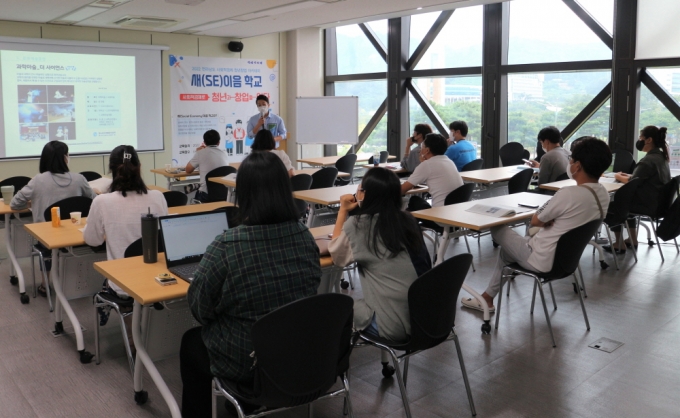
461 137 612 312
186 129 230 202
401 133 463 210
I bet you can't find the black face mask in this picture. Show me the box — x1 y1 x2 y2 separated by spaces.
635 139 646 151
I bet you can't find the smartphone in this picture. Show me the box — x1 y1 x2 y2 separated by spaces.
155 276 177 286
522 159 531 164
518 203 539 209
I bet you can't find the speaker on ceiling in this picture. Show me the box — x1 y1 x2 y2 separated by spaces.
228 41 244 52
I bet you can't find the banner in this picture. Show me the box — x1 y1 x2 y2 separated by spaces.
169 55 279 166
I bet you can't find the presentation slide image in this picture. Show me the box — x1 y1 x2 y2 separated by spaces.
19 123 48 142
49 122 75 141
18 103 47 123
47 85 74 103
48 104 75 123
18 85 47 103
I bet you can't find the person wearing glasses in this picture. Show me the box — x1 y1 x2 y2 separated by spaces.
461 137 612 312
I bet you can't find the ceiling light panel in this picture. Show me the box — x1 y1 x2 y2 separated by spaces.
231 1 324 21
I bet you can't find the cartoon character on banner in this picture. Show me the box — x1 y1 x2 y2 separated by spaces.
225 123 234 156
233 119 246 155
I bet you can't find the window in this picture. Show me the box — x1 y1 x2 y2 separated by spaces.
409 12 439 58
570 99 610 144
336 24 387 75
575 0 614 34
334 80 387 154
366 20 387 49
508 0 612 65
639 83 680 147
507 71 611 153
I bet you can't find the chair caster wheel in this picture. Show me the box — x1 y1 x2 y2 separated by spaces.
600 260 609 270
340 280 349 290
648 240 655 246
9 276 18 285
54 321 64 334
134 390 148 405
492 240 499 248
381 362 395 378
79 350 94 364
20 293 29 304
481 322 491 334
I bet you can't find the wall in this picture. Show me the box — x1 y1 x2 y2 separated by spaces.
0 21 284 185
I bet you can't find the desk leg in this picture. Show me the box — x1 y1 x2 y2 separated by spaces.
132 302 181 417
6 214 29 304
306 204 316 228
50 249 94 363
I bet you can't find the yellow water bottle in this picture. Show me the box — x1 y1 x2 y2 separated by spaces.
51 207 60 227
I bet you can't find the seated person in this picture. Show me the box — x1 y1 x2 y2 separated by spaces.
401 123 432 173
402 133 463 211
180 151 321 418
11 140 96 297
250 129 294 177
607 126 671 252
461 137 612 312
185 129 230 202
444 121 476 171
526 126 570 184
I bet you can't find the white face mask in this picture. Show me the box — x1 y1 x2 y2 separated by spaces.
566 163 574 179
257 105 268 115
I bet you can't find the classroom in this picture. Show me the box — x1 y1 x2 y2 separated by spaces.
1 0 679 417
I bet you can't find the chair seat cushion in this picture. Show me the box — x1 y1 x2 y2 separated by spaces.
504 262 569 282
359 331 412 351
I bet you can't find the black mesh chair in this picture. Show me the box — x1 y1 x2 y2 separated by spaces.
310 167 338 189
162 191 188 207
522 149 530 161
290 174 313 220
555 172 569 181
80 171 102 181
496 219 602 347
355 254 476 417
507 168 534 194
612 150 634 174
335 154 358 186
205 166 237 203
212 294 355 417
461 158 484 172
93 235 165 376
499 142 526 166
602 178 641 269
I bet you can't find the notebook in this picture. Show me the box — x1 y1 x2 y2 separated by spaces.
159 211 229 283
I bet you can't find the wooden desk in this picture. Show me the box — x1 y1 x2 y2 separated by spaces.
361 163 408 175
297 153 397 167
147 185 170 193
0 202 32 303
460 166 531 184
170 201 233 214
150 168 200 189
539 179 623 193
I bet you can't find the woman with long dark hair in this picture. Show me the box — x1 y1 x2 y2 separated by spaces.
250 129 294 177
180 151 321 417
329 167 431 342
608 126 671 252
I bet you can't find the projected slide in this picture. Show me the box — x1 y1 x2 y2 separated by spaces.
1 50 138 158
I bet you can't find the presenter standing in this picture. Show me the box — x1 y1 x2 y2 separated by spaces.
247 95 287 150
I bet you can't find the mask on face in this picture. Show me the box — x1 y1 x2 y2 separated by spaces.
566 162 574 179
257 106 268 115
353 193 363 208
635 139 646 152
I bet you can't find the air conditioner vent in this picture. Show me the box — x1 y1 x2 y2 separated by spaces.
113 16 181 29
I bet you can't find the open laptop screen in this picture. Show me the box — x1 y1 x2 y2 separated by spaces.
159 211 229 266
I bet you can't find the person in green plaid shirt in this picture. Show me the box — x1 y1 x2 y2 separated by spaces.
180 152 321 417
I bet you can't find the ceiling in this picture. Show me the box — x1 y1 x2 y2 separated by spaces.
0 0 504 39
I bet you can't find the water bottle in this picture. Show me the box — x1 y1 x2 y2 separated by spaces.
141 208 158 264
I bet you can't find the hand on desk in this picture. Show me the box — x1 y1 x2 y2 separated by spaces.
614 172 630 183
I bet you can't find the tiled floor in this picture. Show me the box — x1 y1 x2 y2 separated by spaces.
1 229 680 417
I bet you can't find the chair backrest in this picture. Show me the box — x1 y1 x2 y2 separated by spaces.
162 191 188 207
604 178 640 226
508 168 534 194
124 234 165 258
250 294 354 407
461 158 484 172
657 195 680 241
205 166 237 203
79 171 102 182
335 154 358 177
43 196 93 221
406 254 472 351
545 219 602 280
522 149 530 161
379 151 389 163
291 174 313 219
0 176 31 196
612 150 634 174
554 172 569 181
654 175 680 219
499 142 525 166
310 167 338 189
444 183 475 205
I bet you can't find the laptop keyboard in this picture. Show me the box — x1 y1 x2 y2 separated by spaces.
169 263 200 282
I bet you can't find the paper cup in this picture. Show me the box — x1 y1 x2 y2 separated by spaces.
70 211 82 225
165 164 172 172
1 185 14 205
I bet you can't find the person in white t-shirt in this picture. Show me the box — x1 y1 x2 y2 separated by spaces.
461 137 612 312
186 129 230 202
250 129 294 177
401 133 463 210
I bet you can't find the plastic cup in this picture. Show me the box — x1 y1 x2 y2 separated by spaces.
70 211 82 225
165 164 172 172
1 185 14 205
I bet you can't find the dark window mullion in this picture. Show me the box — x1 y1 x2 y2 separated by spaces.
406 10 454 71
353 98 388 154
562 0 613 49
561 82 612 142
358 23 387 62
407 80 449 136
640 70 680 123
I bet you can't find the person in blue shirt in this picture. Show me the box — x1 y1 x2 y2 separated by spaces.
246 95 287 150
444 120 477 171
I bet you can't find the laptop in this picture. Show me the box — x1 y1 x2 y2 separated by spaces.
159 211 229 283
603 153 617 177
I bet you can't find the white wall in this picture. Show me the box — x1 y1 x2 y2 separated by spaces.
0 21 285 185
636 0 680 59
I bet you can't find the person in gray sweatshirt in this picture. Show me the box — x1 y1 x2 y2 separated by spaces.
11 141 96 296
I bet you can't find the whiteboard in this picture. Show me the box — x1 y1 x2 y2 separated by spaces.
296 96 358 145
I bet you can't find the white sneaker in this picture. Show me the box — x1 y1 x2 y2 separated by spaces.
461 297 495 313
